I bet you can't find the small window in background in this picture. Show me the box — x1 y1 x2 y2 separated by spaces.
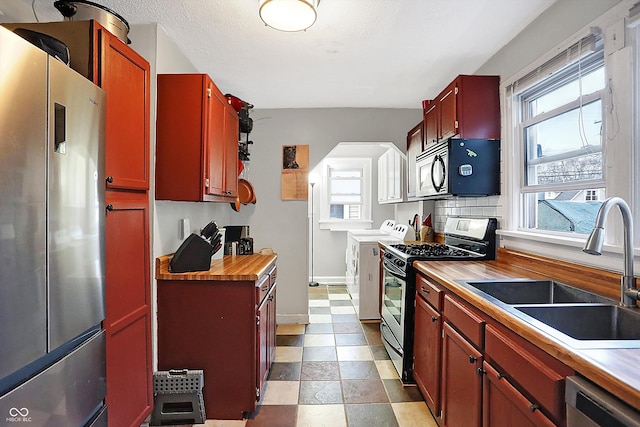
514 35 606 234
329 168 362 220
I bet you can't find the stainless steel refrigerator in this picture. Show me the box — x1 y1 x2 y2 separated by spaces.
0 26 107 426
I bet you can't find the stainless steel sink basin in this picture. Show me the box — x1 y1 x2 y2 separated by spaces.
515 304 640 347
456 278 640 348
460 279 614 305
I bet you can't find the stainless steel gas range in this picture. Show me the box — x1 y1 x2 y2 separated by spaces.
380 217 497 382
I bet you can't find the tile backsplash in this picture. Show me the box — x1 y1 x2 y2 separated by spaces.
434 195 502 233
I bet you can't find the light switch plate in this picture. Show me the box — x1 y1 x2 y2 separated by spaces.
179 218 191 240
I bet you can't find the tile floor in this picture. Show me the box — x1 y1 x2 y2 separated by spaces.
191 284 438 427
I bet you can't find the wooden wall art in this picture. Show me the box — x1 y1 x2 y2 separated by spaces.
281 145 309 200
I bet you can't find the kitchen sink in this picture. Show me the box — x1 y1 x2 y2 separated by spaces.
459 279 614 305
515 304 640 347
456 278 640 348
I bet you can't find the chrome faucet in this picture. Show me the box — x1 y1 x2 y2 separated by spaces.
583 197 638 307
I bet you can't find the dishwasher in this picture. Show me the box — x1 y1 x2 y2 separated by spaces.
566 376 640 426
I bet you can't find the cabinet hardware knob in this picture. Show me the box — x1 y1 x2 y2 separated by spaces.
106 176 114 183
496 372 503 380
431 316 437 323
477 367 486 376
106 204 114 211
529 403 539 412
421 286 430 294
468 355 477 363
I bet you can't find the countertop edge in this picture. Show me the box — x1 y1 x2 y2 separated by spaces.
155 253 277 281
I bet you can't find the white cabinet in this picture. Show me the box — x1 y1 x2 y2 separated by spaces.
377 148 406 204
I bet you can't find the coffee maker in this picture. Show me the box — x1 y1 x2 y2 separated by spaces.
224 225 253 255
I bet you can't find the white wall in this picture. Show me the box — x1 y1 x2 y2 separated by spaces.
233 108 421 322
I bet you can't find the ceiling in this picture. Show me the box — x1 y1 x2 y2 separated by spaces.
4 0 557 109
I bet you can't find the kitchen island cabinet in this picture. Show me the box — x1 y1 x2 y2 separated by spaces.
155 253 278 420
155 73 239 202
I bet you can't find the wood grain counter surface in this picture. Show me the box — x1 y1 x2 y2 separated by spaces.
155 253 277 281
411 250 640 410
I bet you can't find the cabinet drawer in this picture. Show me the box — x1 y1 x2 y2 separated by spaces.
256 274 270 305
416 274 443 311
485 324 569 424
443 294 485 349
269 266 277 284
483 361 556 427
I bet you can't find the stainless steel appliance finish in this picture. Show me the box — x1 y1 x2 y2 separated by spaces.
416 138 500 199
48 54 106 350
380 217 497 382
566 376 640 426
0 26 106 426
0 24 48 383
1 332 106 426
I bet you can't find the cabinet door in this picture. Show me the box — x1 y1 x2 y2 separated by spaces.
377 152 388 202
105 191 152 427
414 294 442 415
256 301 267 400
224 103 239 197
206 85 227 197
441 322 482 427
439 81 457 141
388 150 402 201
256 283 276 401
423 103 438 147
483 362 556 427
406 122 423 199
206 86 239 199
99 29 150 191
267 284 277 370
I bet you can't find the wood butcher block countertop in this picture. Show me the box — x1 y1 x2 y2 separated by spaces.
155 253 277 281
408 247 640 410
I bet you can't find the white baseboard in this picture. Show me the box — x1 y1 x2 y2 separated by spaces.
310 276 346 285
276 313 309 325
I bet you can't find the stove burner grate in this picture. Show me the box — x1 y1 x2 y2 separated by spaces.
391 243 471 258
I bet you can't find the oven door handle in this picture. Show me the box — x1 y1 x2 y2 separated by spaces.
381 322 403 356
382 258 406 278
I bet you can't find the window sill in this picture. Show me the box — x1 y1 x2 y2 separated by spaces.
497 229 588 250
319 220 373 231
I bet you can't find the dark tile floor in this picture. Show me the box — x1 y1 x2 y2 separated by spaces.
195 284 437 427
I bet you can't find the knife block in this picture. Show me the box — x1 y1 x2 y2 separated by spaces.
169 234 213 273
212 228 225 260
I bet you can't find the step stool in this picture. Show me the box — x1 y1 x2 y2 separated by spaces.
150 369 205 426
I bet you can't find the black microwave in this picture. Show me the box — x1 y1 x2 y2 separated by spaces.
415 138 500 199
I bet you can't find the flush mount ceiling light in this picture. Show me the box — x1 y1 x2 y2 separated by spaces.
259 0 320 32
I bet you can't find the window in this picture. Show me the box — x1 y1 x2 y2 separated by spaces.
511 33 606 235
328 168 362 220
319 157 372 229
585 190 599 201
